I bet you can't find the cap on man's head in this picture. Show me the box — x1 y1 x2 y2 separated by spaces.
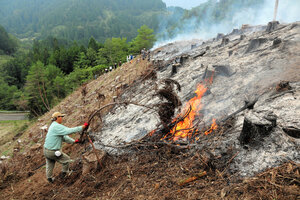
51 112 66 119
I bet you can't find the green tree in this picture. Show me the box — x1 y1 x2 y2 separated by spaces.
24 61 68 116
86 48 97 67
2 52 32 88
49 45 80 74
88 37 99 51
74 52 90 69
97 37 128 65
0 25 17 55
24 61 50 116
130 25 156 53
0 77 19 110
45 64 66 100
0 0 165 43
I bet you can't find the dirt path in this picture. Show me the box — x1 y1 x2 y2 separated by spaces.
0 113 28 121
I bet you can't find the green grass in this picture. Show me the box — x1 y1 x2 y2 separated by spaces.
0 119 29 157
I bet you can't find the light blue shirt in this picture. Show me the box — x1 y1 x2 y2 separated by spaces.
44 121 82 150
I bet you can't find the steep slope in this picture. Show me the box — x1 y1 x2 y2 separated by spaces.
0 21 299 199
95 21 300 177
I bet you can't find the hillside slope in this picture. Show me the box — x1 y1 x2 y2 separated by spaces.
0 0 165 43
0 21 299 199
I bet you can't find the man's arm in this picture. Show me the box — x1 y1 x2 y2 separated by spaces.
54 123 83 136
62 135 75 143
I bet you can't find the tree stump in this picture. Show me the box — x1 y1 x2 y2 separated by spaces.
266 21 279 33
82 149 106 175
239 112 277 147
245 38 268 53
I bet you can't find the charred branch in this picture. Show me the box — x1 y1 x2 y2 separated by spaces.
220 97 258 123
282 126 300 139
161 78 181 92
141 68 157 82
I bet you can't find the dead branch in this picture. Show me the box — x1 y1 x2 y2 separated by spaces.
96 140 199 150
42 79 51 110
221 151 239 175
178 171 207 186
37 81 50 111
86 134 103 168
79 101 159 142
220 97 258 123
161 78 181 92
267 90 295 101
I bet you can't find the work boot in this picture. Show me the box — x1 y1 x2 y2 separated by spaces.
61 170 73 178
47 177 55 183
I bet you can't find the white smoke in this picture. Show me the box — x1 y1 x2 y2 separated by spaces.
155 0 300 47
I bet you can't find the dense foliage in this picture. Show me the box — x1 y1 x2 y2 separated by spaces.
0 0 165 44
0 25 18 55
0 25 155 116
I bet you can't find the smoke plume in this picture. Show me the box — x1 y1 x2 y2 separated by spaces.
155 0 300 47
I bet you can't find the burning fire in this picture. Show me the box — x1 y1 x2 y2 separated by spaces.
163 82 218 142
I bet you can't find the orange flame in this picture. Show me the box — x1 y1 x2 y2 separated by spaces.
150 70 218 142
204 118 218 135
149 129 156 136
170 84 207 141
164 82 218 141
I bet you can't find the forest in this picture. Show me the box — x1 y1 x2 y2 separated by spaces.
0 25 155 116
0 0 165 44
0 0 266 117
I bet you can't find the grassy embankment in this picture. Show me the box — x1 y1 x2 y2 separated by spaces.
0 119 29 157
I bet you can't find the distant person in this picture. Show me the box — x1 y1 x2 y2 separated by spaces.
141 48 145 59
109 66 113 71
119 61 122 67
114 63 117 69
105 68 108 73
147 50 151 62
43 112 88 183
142 48 146 60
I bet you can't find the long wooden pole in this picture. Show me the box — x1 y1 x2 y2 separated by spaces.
87 134 103 168
273 0 279 21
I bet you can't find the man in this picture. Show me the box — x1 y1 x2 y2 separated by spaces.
44 112 88 183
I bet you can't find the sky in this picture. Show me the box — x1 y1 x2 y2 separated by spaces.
162 0 208 9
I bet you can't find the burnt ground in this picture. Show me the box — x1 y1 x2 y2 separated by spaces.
0 141 299 200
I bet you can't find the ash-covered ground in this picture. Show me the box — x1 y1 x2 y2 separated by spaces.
94 21 300 177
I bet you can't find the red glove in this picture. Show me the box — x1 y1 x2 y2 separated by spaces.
83 122 89 130
74 139 80 143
